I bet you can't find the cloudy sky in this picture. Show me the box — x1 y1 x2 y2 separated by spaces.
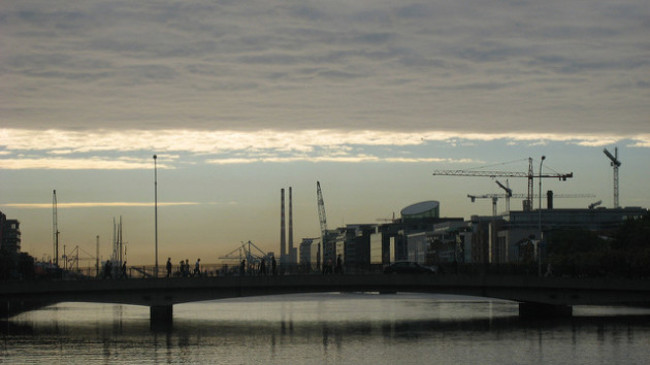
1 0 648 266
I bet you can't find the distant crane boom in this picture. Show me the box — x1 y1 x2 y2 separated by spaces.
589 200 602 209
434 157 573 211
219 241 268 264
468 192 596 216
495 180 512 213
316 181 328 238
469 193 595 200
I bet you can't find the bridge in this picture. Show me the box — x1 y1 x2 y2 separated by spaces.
2 274 649 323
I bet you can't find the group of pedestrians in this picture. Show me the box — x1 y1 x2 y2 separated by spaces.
166 257 201 278
239 256 277 276
102 260 128 279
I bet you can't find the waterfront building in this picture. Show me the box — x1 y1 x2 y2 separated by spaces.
499 206 648 263
0 210 21 254
322 228 345 268
427 206 648 265
298 237 320 271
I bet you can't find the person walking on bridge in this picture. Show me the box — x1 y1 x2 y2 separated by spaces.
259 258 266 276
166 258 172 278
194 258 201 277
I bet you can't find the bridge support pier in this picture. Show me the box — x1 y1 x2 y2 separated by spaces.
150 305 173 325
519 302 572 318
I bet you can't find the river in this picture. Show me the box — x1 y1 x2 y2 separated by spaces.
2 293 650 364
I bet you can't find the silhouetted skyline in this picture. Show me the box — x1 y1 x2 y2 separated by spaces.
1 1 648 264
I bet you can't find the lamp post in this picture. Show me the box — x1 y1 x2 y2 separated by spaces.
538 155 545 277
154 154 159 278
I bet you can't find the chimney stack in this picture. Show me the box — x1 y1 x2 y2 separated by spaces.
289 187 294 263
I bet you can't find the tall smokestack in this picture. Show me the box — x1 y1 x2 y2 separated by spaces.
289 187 294 263
281 188 286 262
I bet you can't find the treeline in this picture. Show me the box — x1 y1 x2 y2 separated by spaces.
546 212 650 278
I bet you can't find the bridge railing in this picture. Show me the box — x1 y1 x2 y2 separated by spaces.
14 261 650 281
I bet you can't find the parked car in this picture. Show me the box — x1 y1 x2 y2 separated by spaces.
383 262 437 274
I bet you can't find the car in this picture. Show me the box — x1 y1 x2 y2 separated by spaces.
383 261 437 274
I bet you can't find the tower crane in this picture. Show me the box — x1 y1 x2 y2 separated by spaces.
316 181 329 269
433 157 573 211
468 193 596 216
603 147 621 208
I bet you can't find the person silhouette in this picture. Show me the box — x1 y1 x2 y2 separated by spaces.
166 258 172 278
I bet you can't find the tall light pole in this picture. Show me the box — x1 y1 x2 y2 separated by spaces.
538 155 545 277
154 154 159 278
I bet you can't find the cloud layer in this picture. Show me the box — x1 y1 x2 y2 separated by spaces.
1 128 647 169
1 0 648 135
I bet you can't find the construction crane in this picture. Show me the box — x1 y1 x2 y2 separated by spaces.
218 240 269 264
62 245 97 272
588 200 602 209
603 147 621 208
433 157 573 211
468 194 500 216
468 193 596 216
316 181 328 242
495 180 512 213
52 189 60 267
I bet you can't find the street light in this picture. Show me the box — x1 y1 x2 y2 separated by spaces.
538 155 545 277
154 154 159 278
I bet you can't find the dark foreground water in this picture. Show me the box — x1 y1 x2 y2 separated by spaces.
2 293 650 364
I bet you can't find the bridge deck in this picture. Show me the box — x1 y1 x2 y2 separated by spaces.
2 274 649 320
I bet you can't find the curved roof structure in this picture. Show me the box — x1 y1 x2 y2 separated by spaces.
401 201 440 220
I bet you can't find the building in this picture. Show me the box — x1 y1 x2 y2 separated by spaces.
429 206 648 265
322 228 345 268
0 210 21 254
320 197 647 269
299 237 320 271
499 207 648 263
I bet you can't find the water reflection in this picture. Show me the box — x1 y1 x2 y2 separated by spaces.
4 311 650 340
2 294 650 364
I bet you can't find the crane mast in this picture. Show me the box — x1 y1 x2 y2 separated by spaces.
603 147 621 208
316 181 328 239
52 189 59 267
433 157 573 211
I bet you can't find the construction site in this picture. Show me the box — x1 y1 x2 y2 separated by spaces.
274 149 646 275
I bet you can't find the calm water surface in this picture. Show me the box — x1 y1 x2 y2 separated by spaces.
2 293 650 364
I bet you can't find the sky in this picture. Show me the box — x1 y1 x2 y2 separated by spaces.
1 0 649 266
